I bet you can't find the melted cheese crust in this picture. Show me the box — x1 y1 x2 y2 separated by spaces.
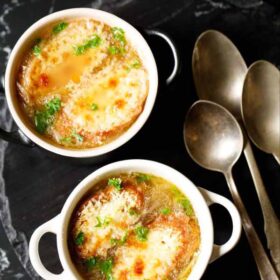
72 185 143 259
112 213 200 280
17 19 149 148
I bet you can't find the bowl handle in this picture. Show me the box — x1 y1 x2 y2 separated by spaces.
198 187 242 263
0 82 34 147
144 29 179 85
29 214 67 280
0 128 35 146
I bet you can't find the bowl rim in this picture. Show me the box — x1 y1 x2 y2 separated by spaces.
5 8 158 158
56 159 213 280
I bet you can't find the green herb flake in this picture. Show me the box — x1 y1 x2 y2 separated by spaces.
60 136 72 144
129 208 138 216
74 45 86 55
110 238 118 246
91 103 98 111
75 231 84 246
108 45 120 55
120 232 128 244
136 174 151 183
161 208 171 215
46 97 61 114
95 216 111 228
108 178 122 191
110 234 127 246
95 216 103 227
34 97 61 133
87 35 102 48
131 60 141 68
52 22 68 34
111 27 126 45
179 198 194 216
126 60 141 72
135 225 149 241
98 258 114 280
85 257 97 271
32 45 41 56
34 111 49 133
32 38 42 56
74 34 101 55
71 131 84 143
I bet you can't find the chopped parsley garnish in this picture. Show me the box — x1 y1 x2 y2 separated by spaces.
33 45 41 56
91 103 98 111
52 22 68 34
74 34 102 55
34 97 61 133
108 178 122 191
60 136 72 144
95 216 111 228
85 257 97 271
161 208 171 215
135 225 149 241
71 131 84 143
84 257 114 279
60 131 83 144
179 198 194 216
110 238 118 246
75 231 84 246
98 258 114 280
108 27 126 55
136 174 151 183
110 232 127 246
126 60 141 72
46 97 61 114
131 60 141 68
170 186 194 216
32 38 42 56
108 45 124 55
111 27 126 45
129 208 138 216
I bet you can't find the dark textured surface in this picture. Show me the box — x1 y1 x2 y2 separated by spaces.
0 0 280 279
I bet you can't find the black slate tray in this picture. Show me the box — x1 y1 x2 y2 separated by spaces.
0 0 280 279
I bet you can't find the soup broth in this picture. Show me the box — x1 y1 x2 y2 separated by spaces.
16 19 148 148
69 173 200 280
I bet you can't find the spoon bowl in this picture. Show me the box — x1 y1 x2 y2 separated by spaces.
192 30 247 119
242 60 280 163
183 100 279 280
184 100 243 172
192 30 280 277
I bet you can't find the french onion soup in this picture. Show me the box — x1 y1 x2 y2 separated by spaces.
16 19 148 148
69 173 200 280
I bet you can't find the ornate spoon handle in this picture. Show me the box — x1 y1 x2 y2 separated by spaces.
244 140 280 276
225 170 279 280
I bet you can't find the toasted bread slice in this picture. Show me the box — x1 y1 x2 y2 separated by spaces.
72 184 143 259
112 213 200 280
17 19 148 148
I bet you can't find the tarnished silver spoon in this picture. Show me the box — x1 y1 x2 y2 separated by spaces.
242 60 280 164
192 30 280 276
184 101 278 280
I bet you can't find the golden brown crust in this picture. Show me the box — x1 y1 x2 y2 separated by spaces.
71 184 144 259
113 213 200 280
16 18 149 148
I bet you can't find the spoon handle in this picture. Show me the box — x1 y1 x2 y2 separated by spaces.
224 170 278 280
273 154 280 165
244 140 280 276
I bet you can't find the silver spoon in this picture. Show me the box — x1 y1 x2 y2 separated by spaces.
242 60 280 164
183 100 278 280
192 30 280 275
